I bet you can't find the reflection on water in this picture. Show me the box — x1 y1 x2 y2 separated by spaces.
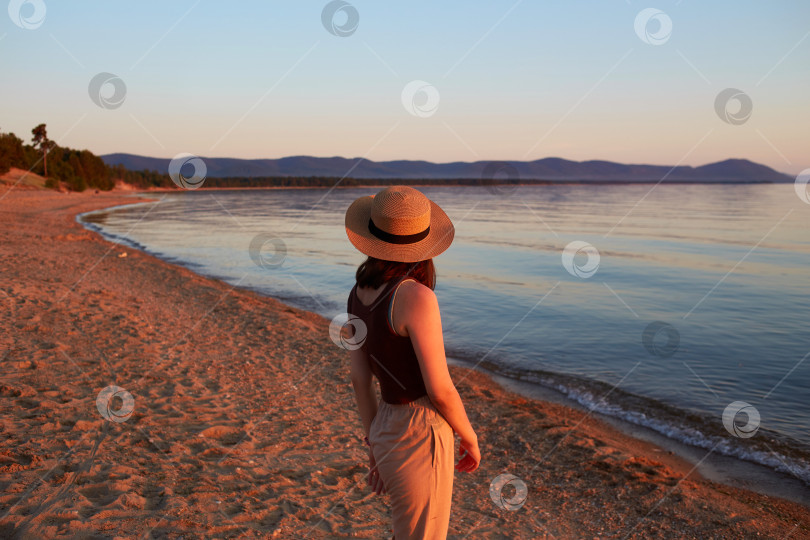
80 184 810 485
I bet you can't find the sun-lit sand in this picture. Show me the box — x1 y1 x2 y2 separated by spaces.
0 187 808 538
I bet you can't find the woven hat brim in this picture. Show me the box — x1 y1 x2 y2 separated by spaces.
345 195 455 263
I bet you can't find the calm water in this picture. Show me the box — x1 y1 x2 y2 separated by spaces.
80 184 810 485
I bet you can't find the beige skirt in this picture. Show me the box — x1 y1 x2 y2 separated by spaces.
369 395 455 540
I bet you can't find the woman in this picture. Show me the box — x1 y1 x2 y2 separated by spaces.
344 185 481 540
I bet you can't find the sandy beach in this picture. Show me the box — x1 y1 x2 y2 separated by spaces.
0 187 808 539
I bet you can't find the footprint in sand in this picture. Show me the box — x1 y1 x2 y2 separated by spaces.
78 483 125 508
198 425 247 446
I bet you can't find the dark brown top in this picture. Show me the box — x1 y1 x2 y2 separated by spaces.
347 277 428 404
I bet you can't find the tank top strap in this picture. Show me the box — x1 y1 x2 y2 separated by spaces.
387 277 418 335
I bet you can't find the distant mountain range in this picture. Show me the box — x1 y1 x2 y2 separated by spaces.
102 153 793 183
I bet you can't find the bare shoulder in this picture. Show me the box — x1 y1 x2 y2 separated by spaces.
397 279 438 311
390 280 438 336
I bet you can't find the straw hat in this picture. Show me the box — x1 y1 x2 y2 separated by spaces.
345 186 454 263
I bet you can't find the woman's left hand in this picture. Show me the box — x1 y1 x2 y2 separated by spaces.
367 449 387 495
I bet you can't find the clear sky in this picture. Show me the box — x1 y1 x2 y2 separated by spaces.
2 1 808 174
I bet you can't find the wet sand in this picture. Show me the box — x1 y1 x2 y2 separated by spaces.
1 187 808 539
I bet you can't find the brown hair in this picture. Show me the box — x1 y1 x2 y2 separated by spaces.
355 256 436 290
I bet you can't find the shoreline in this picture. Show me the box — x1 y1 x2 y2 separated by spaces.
459 361 810 507
1 188 809 538
131 179 791 193
78 190 810 504
89 190 810 502
73 192 810 508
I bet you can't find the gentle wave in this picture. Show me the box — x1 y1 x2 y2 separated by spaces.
452 353 810 486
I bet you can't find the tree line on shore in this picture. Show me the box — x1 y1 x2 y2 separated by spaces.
0 123 528 191
0 124 168 191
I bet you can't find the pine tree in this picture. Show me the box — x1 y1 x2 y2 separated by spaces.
31 123 56 177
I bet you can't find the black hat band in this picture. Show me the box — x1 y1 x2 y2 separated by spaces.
368 218 430 245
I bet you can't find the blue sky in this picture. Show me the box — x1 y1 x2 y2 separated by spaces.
2 1 808 173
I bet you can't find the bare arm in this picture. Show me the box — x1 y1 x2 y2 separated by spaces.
349 346 386 494
393 281 480 472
